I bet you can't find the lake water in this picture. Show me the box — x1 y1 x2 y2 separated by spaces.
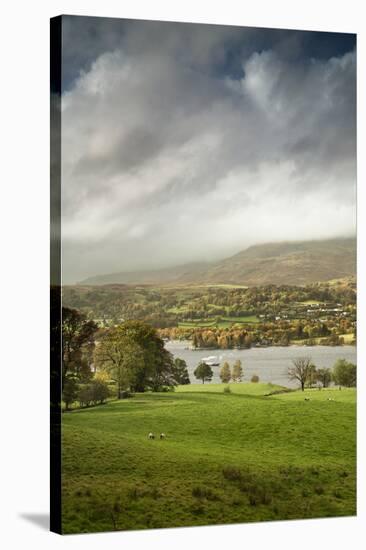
165 341 357 388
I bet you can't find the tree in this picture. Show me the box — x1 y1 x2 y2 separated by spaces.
332 359 356 387
316 367 332 388
220 362 231 383
90 379 110 404
95 321 175 394
78 379 110 407
194 361 213 384
62 307 98 385
288 357 313 391
306 363 318 388
280 332 290 346
94 326 145 398
77 384 93 407
119 321 175 391
232 359 243 382
63 375 78 410
172 358 190 385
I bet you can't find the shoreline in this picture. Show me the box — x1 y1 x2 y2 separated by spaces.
165 341 357 351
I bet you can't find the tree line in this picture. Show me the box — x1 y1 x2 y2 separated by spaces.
288 357 356 391
63 280 356 327
60 306 356 408
62 307 190 410
162 318 354 350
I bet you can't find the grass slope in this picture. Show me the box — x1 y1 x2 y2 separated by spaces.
61 384 356 534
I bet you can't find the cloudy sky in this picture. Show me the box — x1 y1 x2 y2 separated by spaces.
60 16 356 284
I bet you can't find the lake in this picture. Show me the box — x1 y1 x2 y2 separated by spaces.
165 341 357 388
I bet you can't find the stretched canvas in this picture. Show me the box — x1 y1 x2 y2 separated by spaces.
50 15 357 534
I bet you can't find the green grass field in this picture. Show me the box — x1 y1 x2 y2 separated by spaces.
178 315 260 329
61 384 356 534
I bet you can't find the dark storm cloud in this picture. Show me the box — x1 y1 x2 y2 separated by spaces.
60 16 356 283
61 16 355 88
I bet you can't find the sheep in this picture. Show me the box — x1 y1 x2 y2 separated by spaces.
148 432 155 440
160 433 166 440
304 397 310 401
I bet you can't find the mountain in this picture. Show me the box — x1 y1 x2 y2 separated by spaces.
79 262 211 286
79 237 356 287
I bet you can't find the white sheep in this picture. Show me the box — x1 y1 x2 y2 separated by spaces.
148 432 155 439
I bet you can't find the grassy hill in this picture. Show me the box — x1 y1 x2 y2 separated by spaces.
61 384 356 533
80 237 356 286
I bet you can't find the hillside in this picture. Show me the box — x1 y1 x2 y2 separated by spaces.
79 237 356 287
62 385 356 533
80 261 210 286
197 238 356 286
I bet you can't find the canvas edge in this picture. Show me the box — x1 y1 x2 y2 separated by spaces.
50 14 62 536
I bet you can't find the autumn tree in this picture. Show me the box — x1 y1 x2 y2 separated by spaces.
220 362 231 383
94 327 143 398
288 357 313 391
232 359 243 382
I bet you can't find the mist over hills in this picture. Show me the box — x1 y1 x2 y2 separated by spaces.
79 237 356 287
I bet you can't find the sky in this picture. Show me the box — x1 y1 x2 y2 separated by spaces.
59 16 356 284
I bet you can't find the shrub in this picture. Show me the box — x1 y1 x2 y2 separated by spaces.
223 385 232 394
149 487 160 500
192 486 219 500
191 504 205 515
127 486 141 500
192 486 204 498
251 375 259 383
113 501 122 513
120 390 132 399
159 385 175 392
91 379 110 404
222 466 242 481
249 494 258 506
78 384 93 407
78 379 110 407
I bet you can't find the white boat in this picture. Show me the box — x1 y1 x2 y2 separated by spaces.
202 356 220 366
